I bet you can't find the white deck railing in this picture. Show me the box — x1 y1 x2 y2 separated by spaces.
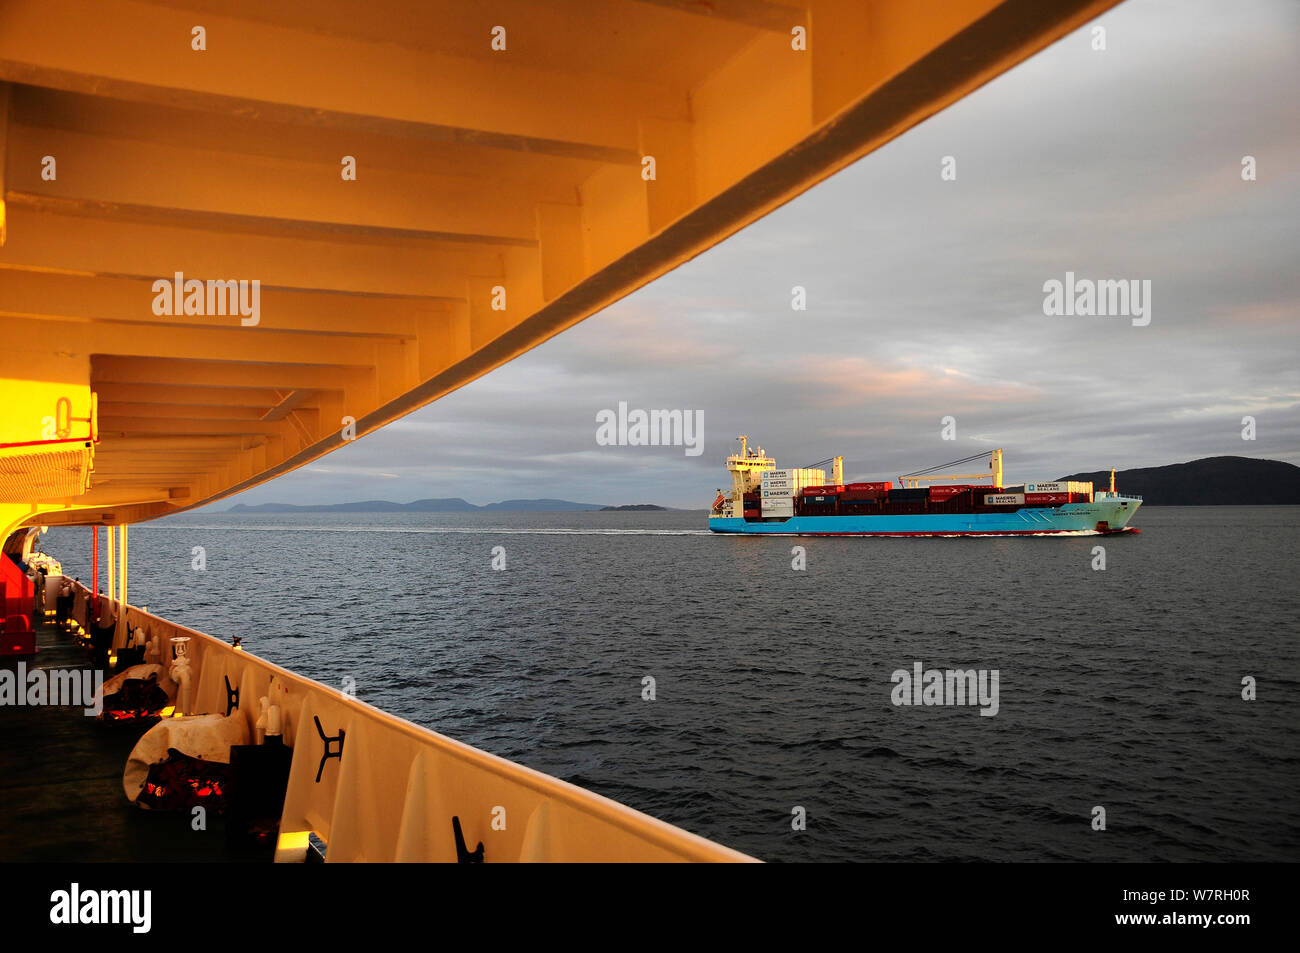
65 580 755 863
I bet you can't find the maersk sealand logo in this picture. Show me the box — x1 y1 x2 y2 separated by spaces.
151 272 260 326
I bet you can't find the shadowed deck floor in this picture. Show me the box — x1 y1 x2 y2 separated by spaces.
0 621 265 862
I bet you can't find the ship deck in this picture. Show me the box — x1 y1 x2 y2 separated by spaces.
0 621 266 862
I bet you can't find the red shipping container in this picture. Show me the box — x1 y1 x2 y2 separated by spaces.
840 490 884 502
801 485 845 495
1024 492 1070 505
929 485 971 500
846 482 891 492
743 508 760 518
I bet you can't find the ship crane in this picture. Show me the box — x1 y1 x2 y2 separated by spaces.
899 450 1003 488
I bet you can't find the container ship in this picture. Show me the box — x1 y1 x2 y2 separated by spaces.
708 438 1141 537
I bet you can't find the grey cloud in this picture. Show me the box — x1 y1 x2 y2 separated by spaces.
220 0 1298 510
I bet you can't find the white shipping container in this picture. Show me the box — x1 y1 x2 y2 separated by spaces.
984 494 1025 505
1068 481 1093 494
1025 482 1068 493
762 501 794 515
762 468 825 480
761 487 794 498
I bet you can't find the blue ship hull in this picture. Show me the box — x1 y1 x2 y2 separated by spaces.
708 498 1142 536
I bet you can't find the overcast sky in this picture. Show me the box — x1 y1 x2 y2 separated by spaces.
222 0 1299 510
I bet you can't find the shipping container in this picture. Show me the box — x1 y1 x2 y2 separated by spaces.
889 488 929 501
984 493 1025 505
762 468 826 482
929 485 972 500
742 508 760 518
1025 482 1068 493
800 485 845 496
1024 492 1070 505
839 490 884 502
1068 481 1093 494
846 481 892 492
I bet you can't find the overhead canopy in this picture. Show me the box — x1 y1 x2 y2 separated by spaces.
0 0 1120 537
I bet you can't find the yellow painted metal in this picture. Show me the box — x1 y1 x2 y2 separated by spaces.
106 524 115 608
900 449 1004 488
0 0 1121 532
114 522 128 648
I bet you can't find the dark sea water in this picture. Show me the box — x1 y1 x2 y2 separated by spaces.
44 506 1300 862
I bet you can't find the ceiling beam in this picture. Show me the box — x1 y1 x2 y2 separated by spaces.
0 206 495 299
0 0 674 160
92 358 373 392
97 416 290 436
13 86 610 189
631 0 806 32
6 123 546 246
0 270 440 338
93 383 333 408
99 403 308 421
6 192 539 252
2 316 384 368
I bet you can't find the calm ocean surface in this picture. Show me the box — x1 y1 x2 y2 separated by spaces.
45 506 1300 862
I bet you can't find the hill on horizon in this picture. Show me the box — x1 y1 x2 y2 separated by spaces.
225 497 610 514
1058 456 1299 505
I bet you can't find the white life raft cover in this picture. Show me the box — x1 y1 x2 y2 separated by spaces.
95 663 177 713
124 713 250 805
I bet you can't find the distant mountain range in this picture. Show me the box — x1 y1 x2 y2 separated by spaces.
224 498 671 513
223 457 1296 512
1057 456 1299 505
